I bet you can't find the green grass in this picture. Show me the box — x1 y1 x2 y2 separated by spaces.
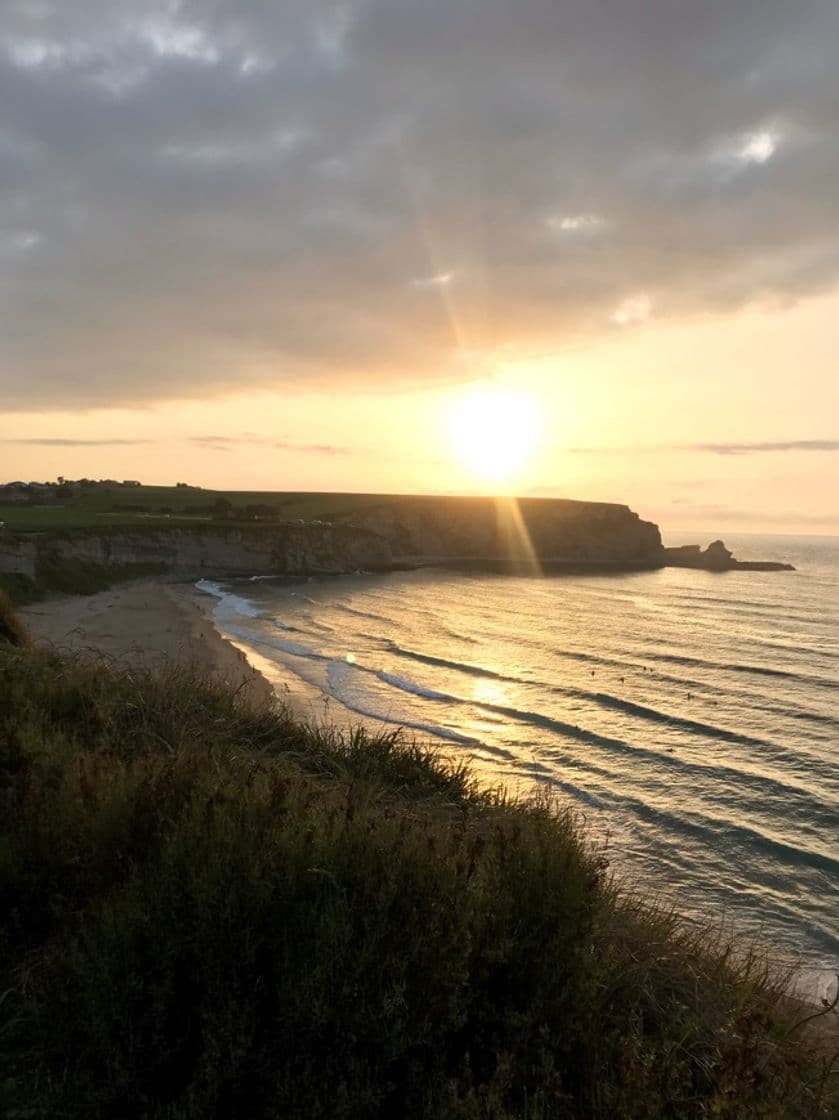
0 640 836 1118
0 487 387 532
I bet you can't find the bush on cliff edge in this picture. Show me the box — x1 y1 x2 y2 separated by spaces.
0 646 836 1119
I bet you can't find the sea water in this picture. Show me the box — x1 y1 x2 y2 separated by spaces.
198 532 839 999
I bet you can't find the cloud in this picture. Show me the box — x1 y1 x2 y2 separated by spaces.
273 440 350 455
547 213 606 235
611 294 652 327
190 434 350 455
1 0 838 408
691 439 839 455
4 437 155 446
570 439 839 455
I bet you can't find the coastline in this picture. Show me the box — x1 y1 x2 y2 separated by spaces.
17 575 410 737
20 579 275 712
15 578 837 1026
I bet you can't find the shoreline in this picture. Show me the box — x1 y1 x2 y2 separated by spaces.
15 579 837 1020
20 578 275 712
17 574 409 733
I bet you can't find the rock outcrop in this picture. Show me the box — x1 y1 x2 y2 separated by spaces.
663 540 794 572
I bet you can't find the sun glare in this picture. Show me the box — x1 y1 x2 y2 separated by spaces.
447 386 541 482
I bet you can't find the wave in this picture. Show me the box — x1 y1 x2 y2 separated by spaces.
376 670 452 702
387 641 518 683
637 649 837 688
332 602 394 625
614 788 839 881
217 617 835 800
557 656 837 734
328 654 835 812
392 631 836 704
287 592 318 605
325 662 478 745
527 771 607 810
478 698 839 809
664 590 832 621
224 624 331 664
586 691 773 749
195 578 224 599
441 626 480 645
385 641 792 754
195 579 262 618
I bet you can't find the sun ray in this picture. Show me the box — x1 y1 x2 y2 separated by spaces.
494 496 543 576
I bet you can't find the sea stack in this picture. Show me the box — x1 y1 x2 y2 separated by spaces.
663 540 795 572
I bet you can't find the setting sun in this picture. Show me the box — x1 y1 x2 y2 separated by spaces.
447 386 542 481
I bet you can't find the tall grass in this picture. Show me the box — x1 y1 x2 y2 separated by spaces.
0 645 835 1118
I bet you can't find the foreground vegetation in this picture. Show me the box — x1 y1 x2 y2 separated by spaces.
0 629 836 1117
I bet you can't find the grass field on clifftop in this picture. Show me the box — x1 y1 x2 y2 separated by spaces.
0 629 836 1117
0 486 382 532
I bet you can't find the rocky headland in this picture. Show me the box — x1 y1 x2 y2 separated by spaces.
0 496 794 583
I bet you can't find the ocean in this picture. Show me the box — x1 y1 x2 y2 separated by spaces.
198 532 839 1000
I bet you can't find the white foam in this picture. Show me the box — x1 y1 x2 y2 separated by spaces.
194 579 262 618
194 578 225 599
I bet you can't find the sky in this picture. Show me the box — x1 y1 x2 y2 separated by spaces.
1 0 837 535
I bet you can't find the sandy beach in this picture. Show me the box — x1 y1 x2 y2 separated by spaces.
20 579 275 711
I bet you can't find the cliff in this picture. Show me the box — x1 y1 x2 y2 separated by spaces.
0 522 393 582
336 495 664 571
0 496 664 582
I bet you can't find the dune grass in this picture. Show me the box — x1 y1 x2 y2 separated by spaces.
0 636 836 1118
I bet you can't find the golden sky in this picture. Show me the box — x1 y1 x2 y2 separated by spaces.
1 1 838 535
3 291 837 535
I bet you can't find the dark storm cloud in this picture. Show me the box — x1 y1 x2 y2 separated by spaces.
2 0 838 408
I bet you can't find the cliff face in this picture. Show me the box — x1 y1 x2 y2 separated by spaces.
0 535 38 579
0 524 393 580
339 496 663 570
0 496 664 581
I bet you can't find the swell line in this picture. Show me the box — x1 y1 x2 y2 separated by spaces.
387 642 794 755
